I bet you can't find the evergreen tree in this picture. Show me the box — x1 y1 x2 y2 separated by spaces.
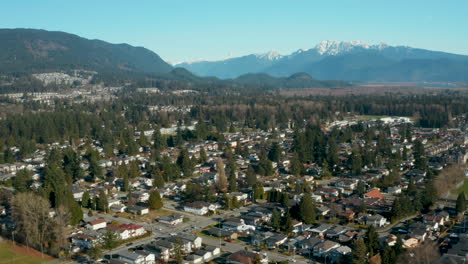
148 189 163 210
321 161 332 178
366 225 380 257
66 190 83 225
281 211 293 233
252 184 265 200
12 169 33 193
246 165 257 187
299 194 316 224
381 245 396 264
63 148 84 183
96 190 108 212
279 193 289 207
327 138 339 170
152 126 166 152
456 191 466 215
117 164 128 178
199 148 208 164
177 148 194 177
271 208 281 231
138 130 148 147
223 194 232 210
82 191 91 208
413 139 427 170
152 169 165 188
258 150 274 176
351 147 362 175
3 148 14 163
351 238 368 264
102 230 119 250
88 160 102 182
290 152 302 176
355 181 366 196
268 142 282 162
394 235 404 256
160 155 180 182
421 180 437 209
122 172 129 192
128 160 140 178
228 172 238 192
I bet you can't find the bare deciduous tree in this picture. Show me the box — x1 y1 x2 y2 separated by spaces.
398 241 441 264
11 192 50 254
216 158 227 191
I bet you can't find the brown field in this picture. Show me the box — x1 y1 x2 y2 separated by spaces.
0 241 55 264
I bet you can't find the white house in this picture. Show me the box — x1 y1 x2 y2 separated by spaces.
108 224 146 240
366 214 387 228
311 194 323 203
387 186 402 195
110 204 127 213
184 254 203 264
159 214 184 225
117 250 155 264
184 202 211 215
86 219 107 230
70 233 98 249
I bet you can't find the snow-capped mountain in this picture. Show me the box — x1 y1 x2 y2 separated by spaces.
313 40 388 55
177 41 468 82
254 50 283 61
175 50 285 79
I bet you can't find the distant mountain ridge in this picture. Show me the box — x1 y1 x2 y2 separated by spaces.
177 40 468 82
0 28 173 73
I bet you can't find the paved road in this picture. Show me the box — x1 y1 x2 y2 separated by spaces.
376 214 420 238
95 202 309 263
201 235 309 263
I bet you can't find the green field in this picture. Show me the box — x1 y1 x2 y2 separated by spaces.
451 179 468 195
0 242 54 264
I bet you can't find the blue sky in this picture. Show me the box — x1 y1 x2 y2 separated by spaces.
2 1 467 63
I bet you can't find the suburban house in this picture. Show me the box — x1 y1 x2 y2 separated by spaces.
329 245 352 262
130 191 150 202
184 254 203 264
184 202 216 215
116 249 155 264
313 240 340 257
159 214 184 225
110 204 127 213
86 219 107 230
223 218 255 233
310 224 332 237
127 206 149 215
70 233 98 249
364 189 384 199
206 227 238 239
264 234 288 249
108 223 146 240
365 214 387 227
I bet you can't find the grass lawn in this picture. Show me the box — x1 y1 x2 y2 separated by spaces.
451 179 468 195
0 241 54 264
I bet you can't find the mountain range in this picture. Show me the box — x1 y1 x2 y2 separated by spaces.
0 28 172 73
0 29 350 90
176 40 468 82
1 29 467 86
